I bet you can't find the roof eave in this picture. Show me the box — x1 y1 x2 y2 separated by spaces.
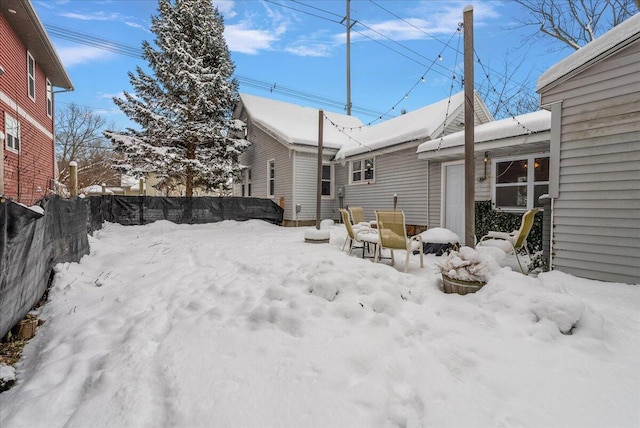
3 0 74 90
538 32 640 94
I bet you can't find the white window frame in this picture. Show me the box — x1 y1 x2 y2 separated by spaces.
27 51 36 101
321 163 334 199
492 153 549 212
242 168 252 197
349 157 375 185
46 78 53 118
267 159 275 198
5 113 21 153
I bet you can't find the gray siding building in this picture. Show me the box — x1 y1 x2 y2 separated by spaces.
537 14 640 284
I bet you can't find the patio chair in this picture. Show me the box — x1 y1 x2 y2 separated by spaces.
478 208 539 273
348 206 369 226
374 210 424 272
339 209 379 258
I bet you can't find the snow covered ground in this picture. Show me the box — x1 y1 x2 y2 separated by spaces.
1 220 638 428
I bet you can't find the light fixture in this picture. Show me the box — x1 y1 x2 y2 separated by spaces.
478 152 488 182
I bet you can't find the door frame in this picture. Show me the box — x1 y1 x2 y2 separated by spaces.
441 160 465 243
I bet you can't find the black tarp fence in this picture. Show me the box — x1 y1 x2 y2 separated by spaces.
1 195 282 337
0 196 89 338
88 195 283 231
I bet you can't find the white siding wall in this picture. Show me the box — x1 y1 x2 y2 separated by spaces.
238 125 293 219
339 147 429 226
293 152 338 222
540 42 640 284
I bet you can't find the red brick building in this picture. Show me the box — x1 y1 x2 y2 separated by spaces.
1 0 73 205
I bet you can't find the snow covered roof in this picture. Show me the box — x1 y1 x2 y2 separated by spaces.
417 110 551 154
239 93 364 150
537 13 640 92
81 185 113 195
335 92 467 160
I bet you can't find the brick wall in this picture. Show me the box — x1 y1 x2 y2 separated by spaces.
1 14 55 205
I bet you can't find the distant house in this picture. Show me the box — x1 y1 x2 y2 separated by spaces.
417 110 551 244
234 91 493 228
334 91 492 230
536 13 640 284
0 0 73 205
234 93 363 225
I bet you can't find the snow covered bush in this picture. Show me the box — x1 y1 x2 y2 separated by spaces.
437 246 501 283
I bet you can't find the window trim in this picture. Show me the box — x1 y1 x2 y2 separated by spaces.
5 113 21 153
321 163 334 199
267 159 275 198
46 78 53 118
27 51 36 101
242 168 252 197
349 156 375 185
491 153 549 212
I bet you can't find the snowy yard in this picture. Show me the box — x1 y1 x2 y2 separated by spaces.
1 220 639 428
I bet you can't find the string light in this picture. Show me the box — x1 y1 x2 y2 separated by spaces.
474 48 540 135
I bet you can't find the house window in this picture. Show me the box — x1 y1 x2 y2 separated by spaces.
267 160 275 198
46 79 53 117
242 168 252 197
350 157 374 184
5 113 21 152
27 52 36 101
493 154 549 210
322 164 333 197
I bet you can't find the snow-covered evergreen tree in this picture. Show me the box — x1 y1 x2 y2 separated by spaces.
104 0 247 196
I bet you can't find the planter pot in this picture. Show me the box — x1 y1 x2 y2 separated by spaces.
441 273 486 295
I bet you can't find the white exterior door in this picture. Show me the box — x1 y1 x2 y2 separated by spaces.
443 162 465 245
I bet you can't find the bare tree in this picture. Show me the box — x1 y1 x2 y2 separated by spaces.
55 103 120 190
514 0 638 50
476 52 539 119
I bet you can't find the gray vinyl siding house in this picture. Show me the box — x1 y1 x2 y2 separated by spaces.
417 110 551 245
335 146 431 226
234 94 362 225
537 13 640 284
335 91 493 229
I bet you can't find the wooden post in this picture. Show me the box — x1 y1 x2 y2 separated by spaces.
463 5 475 247
139 178 145 196
101 182 106 195
69 161 78 197
316 110 324 229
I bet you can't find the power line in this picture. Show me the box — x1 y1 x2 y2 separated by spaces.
44 22 391 119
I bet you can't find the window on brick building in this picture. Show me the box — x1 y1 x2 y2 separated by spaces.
47 79 53 117
27 52 36 101
5 113 21 152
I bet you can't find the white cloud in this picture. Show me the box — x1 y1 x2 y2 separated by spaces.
98 91 125 101
57 45 115 67
284 44 332 57
224 23 279 54
212 0 237 19
123 21 149 32
58 11 124 21
335 1 502 44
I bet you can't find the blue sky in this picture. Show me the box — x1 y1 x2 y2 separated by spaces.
33 0 575 131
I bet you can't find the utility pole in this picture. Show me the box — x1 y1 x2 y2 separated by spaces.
344 0 352 115
463 5 475 246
